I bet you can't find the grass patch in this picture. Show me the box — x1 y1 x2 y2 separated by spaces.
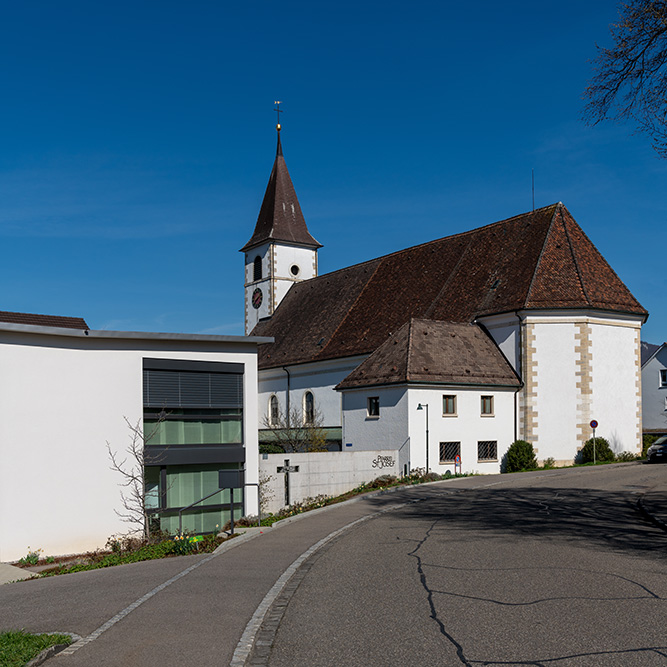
0 629 71 666
33 533 236 579
227 469 474 529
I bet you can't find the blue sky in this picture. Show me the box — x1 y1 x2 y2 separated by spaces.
0 1 665 341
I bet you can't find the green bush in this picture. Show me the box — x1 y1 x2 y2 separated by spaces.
505 440 537 472
579 437 615 463
643 434 658 458
615 451 638 462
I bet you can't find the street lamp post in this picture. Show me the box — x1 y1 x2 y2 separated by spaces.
417 403 429 473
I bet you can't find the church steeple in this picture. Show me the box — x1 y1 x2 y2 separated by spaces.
240 127 321 253
242 116 321 334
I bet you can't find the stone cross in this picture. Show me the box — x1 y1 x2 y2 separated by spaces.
277 458 299 507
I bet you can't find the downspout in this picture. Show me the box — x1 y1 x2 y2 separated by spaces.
516 311 523 443
282 366 291 427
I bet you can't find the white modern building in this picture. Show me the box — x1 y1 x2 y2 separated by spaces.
0 313 270 562
641 341 667 435
244 127 647 473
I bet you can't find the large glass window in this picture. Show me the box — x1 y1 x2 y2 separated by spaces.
144 409 242 446
146 463 243 534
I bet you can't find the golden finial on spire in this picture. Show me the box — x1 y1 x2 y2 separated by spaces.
274 100 282 131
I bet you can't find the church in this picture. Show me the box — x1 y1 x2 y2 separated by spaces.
243 125 647 474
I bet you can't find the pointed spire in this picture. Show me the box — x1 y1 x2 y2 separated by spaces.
241 121 321 252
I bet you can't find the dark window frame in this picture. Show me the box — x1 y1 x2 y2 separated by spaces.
439 441 460 463
442 395 457 416
253 256 262 281
367 396 380 418
478 440 498 461
481 395 494 416
304 391 315 425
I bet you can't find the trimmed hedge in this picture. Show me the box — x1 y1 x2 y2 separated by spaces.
580 436 614 463
505 440 538 472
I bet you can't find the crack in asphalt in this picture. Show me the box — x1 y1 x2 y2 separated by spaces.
418 564 663 600
406 486 666 666
407 517 472 666
468 645 667 665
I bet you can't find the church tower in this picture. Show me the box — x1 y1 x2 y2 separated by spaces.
241 122 321 334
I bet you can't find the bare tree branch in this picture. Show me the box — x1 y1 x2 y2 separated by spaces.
261 407 328 453
583 1 667 155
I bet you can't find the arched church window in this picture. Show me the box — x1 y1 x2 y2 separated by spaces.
253 256 262 281
304 391 314 425
269 395 279 426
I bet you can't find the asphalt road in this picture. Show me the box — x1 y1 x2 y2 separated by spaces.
266 465 667 666
0 463 665 666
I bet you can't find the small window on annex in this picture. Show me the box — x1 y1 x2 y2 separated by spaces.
253 256 262 281
442 395 457 416
439 441 460 463
478 440 497 461
660 369 667 388
481 395 494 416
304 391 315 425
367 396 380 417
269 395 280 426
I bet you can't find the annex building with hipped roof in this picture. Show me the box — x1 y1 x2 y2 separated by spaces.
242 128 647 473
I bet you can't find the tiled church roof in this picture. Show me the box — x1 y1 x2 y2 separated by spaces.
336 320 520 390
240 132 321 252
254 203 646 370
0 310 89 329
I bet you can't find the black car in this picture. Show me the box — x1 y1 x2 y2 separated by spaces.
647 436 667 463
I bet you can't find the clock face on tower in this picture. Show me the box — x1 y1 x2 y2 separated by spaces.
252 287 263 309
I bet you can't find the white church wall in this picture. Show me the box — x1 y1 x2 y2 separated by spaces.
531 321 579 462
523 311 643 464
406 386 516 475
642 345 667 433
258 449 399 514
477 313 521 372
272 245 317 306
590 319 642 452
245 242 272 334
0 328 261 562
259 356 367 429
340 386 410 472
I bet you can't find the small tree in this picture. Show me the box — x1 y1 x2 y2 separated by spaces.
261 406 328 453
579 436 615 463
505 440 538 472
106 416 164 539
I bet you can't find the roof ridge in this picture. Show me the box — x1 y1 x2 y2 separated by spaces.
560 205 592 306
525 203 561 305
304 203 562 286
405 319 416 383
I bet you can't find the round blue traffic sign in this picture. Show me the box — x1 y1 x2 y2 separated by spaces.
590 420 598 429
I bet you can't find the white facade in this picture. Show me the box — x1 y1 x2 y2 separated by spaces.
481 310 643 463
642 344 667 433
244 241 318 334
0 323 267 562
341 384 517 475
259 356 367 429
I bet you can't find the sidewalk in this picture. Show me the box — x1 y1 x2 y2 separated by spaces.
0 562 34 585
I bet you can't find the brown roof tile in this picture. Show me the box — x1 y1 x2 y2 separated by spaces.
337 319 520 389
256 203 647 370
0 310 89 329
240 133 321 252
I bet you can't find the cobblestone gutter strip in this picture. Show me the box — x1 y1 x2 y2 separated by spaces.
229 500 417 667
25 633 80 666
